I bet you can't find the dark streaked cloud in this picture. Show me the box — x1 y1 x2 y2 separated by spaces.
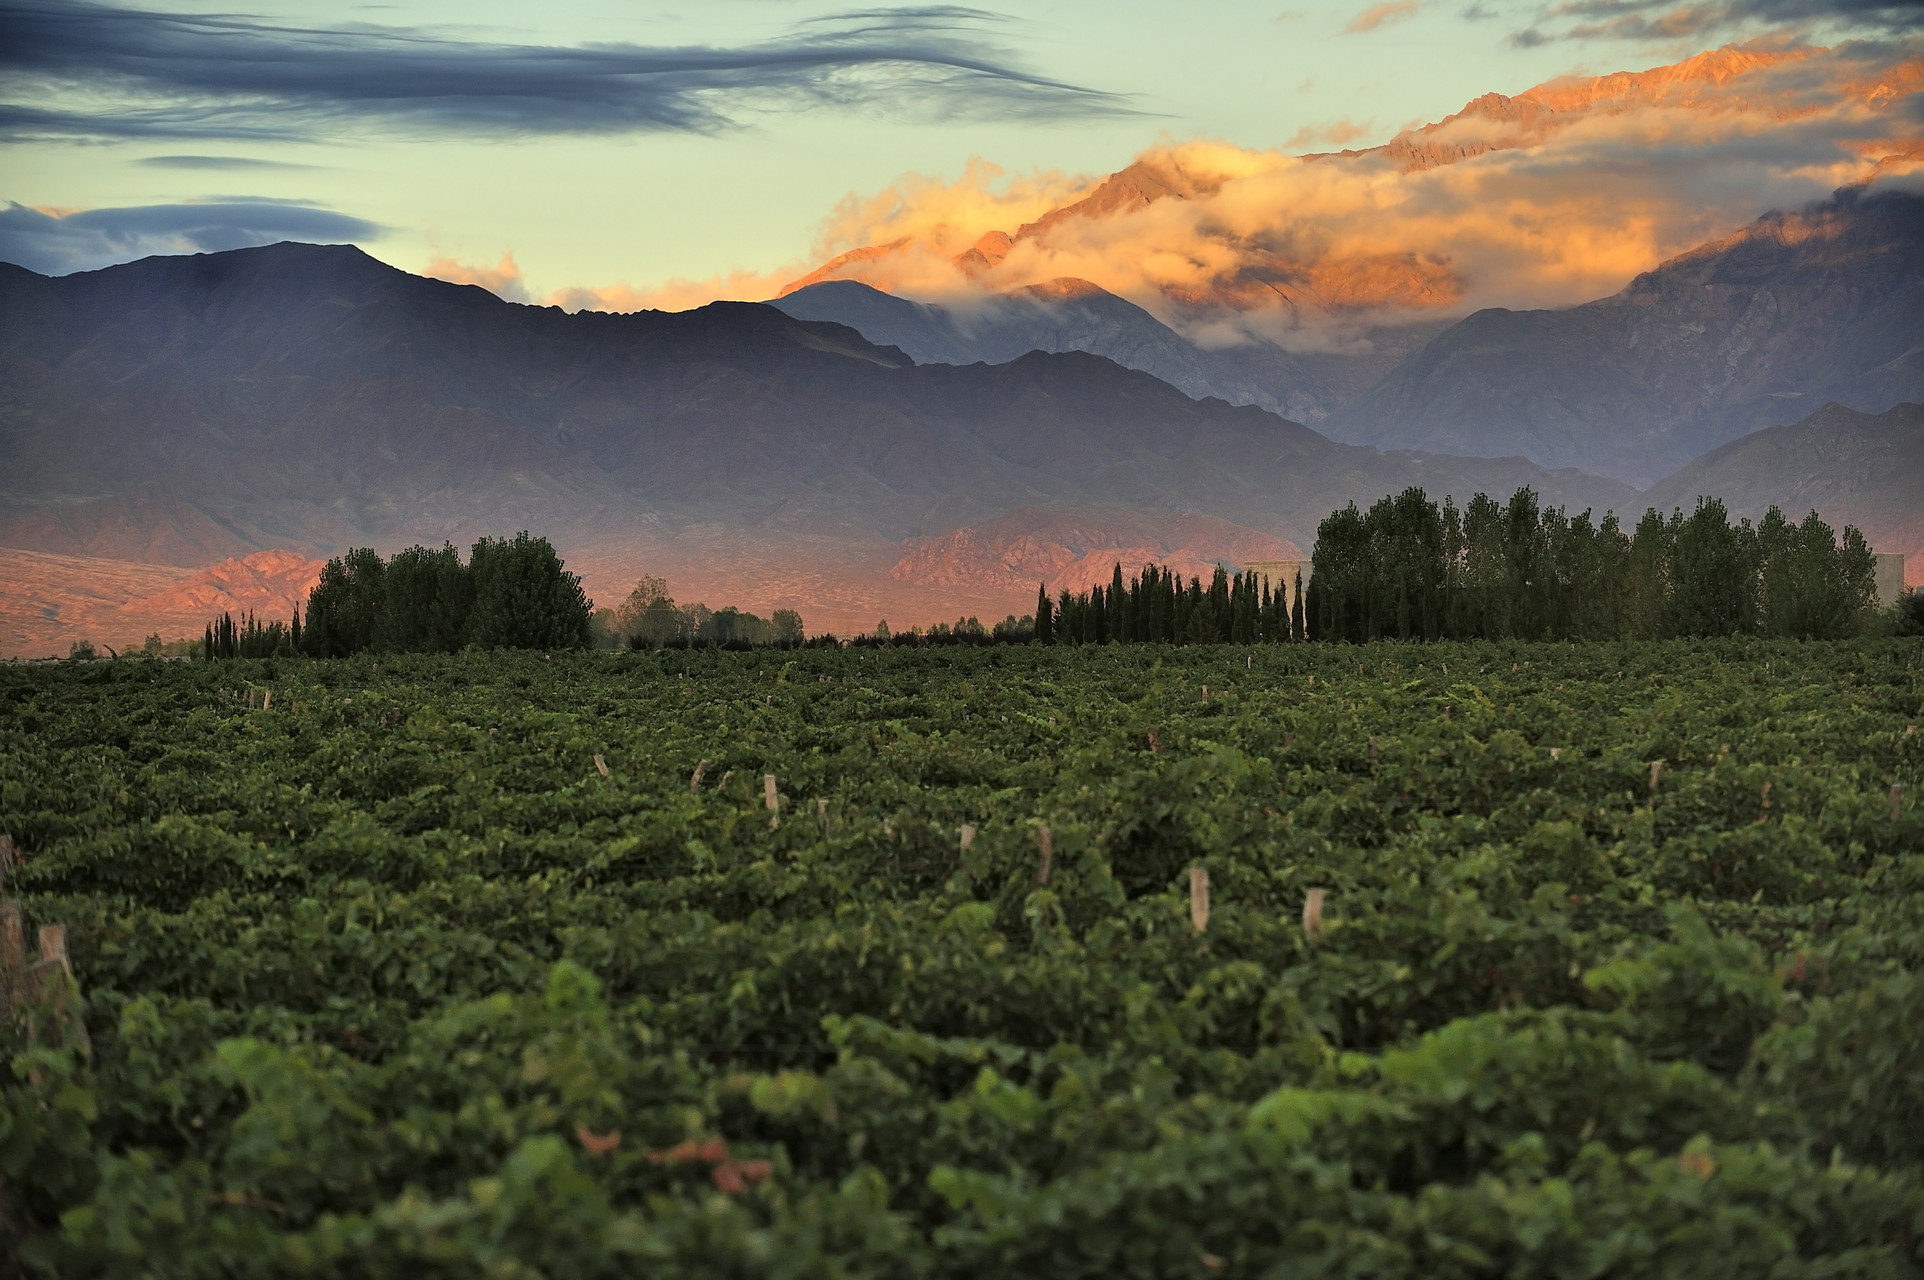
1511 0 1924 44
0 199 380 274
136 154 317 170
0 1 1135 143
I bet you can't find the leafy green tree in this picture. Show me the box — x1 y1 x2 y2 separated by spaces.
1665 498 1757 637
466 532 593 650
631 597 690 647
375 544 473 653
304 547 386 657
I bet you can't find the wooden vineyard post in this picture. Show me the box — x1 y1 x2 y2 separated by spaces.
1190 867 1210 933
1036 826 1053 886
1303 888 1326 942
0 900 23 1021
0 841 89 1056
818 798 830 836
764 775 779 828
958 824 976 851
689 760 706 793
1648 760 1663 809
594 754 610 778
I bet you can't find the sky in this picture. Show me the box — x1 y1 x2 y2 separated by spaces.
4 0 1923 311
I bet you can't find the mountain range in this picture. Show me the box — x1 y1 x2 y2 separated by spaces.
0 240 1643 646
0 228 1918 653
774 189 1924 487
768 278 1443 426
1327 190 1924 484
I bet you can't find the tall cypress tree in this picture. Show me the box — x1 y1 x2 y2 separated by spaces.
1034 583 1053 643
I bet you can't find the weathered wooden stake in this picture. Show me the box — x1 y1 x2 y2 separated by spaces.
1367 735 1379 759
1893 783 1903 822
1147 729 1160 752
1303 888 1326 941
959 824 976 851
594 754 610 778
1189 867 1210 933
1201 685 1209 702
0 902 23 1013
689 760 706 793
764 775 779 828
1036 826 1053 886
37 926 69 979
1649 760 1663 806
1282 732 1294 750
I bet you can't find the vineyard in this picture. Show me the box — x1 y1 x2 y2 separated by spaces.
2 640 1922 1276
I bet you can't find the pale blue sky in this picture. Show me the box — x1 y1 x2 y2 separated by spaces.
3 0 1912 295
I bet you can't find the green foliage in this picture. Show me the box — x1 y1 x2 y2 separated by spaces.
303 547 387 658
466 532 594 651
302 535 591 657
1308 488 1881 643
375 543 474 654
3 639 1922 1273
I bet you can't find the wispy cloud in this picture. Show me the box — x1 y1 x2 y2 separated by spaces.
1511 0 1924 45
422 252 530 303
1285 118 1381 148
135 154 317 170
1345 1 1421 33
0 199 379 274
0 1 1135 143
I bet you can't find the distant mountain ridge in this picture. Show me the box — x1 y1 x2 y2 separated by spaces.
779 190 1924 487
0 241 1629 575
768 277 1438 424
1323 189 1924 484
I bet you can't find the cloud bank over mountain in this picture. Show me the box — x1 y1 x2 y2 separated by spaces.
0 199 379 275
569 41 1923 349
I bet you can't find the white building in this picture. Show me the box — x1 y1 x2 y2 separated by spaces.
1875 553 1908 607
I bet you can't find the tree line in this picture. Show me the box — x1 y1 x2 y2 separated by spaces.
300 534 593 656
201 541 821 659
190 491 1899 660
1306 489 1882 642
596 577 805 649
1034 562 1302 646
199 534 593 660
1034 489 1892 646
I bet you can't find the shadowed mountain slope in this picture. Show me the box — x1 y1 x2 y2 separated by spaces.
1323 189 1924 485
0 242 1632 569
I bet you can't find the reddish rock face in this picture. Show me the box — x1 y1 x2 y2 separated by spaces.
887 508 1301 593
0 547 325 658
